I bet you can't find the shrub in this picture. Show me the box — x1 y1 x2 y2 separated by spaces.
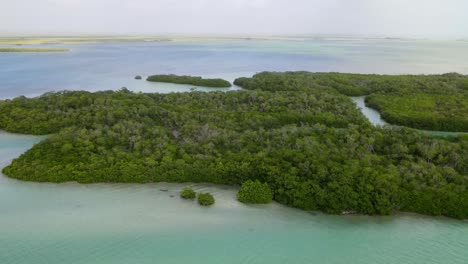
180 187 196 199
237 180 273 204
135 75 142 80
198 193 215 206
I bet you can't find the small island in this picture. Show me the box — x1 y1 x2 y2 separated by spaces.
147 74 232 88
0 36 172 45
0 72 467 220
0 48 69 52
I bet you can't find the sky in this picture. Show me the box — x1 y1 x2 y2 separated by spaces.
1 0 467 38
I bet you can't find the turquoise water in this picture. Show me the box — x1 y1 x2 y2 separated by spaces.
0 131 467 264
1 38 468 263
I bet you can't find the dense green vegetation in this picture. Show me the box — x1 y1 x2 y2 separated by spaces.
0 48 69 52
237 180 273 204
180 188 196 199
235 72 468 132
365 94 468 132
235 72 468 96
0 89 364 135
147 74 231 88
1 73 467 219
198 193 215 206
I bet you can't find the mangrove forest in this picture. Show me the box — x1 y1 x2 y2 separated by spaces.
0 72 467 219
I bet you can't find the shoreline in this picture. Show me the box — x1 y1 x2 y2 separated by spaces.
0 169 466 222
0 47 69 52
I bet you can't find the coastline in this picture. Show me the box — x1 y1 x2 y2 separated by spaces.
0 48 69 52
0 35 462 45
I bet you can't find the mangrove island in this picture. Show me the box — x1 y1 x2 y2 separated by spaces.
0 72 467 219
147 74 232 88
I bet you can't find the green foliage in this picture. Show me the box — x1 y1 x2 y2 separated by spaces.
0 89 366 135
180 188 196 199
237 180 273 204
0 73 467 219
234 71 468 96
198 193 215 206
235 72 468 132
147 74 231 88
365 93 468 132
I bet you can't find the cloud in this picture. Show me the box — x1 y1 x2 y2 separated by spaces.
0 0 467 37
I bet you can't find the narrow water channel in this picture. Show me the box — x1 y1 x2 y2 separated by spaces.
351 96 466 137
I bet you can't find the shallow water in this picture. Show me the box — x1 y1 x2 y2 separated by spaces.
0 131 467 264
351 96 388 126
1 38 468 98
1 39 468 263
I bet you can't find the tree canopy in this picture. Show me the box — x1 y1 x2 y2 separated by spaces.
235 72 468 131
1 73 467 219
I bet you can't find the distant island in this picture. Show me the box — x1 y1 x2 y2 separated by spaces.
0 36 172 45
147 74 232 88
0 48 69 52
1 72 467 219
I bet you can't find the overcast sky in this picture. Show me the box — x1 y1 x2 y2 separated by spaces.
1 0 467 37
